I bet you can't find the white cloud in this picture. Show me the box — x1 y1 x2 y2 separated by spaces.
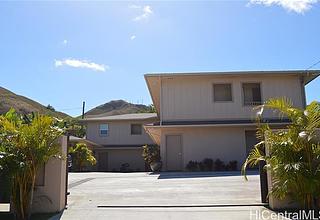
54 58 108 72
129 4 141 9
130 35 136 40
63 40 68 45
132 5 153 21
248 0 318 14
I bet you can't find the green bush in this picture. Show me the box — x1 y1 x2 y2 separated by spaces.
69 143 96 171
142 145 161 165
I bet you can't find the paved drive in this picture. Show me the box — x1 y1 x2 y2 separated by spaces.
57 172 279 220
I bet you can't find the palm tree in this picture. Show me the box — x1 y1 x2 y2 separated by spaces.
242 98 320 210
0 109 63 220
69 143 96 171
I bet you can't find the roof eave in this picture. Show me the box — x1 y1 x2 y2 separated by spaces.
144 70 320 78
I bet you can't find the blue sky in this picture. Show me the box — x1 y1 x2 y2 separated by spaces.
0 0 319 116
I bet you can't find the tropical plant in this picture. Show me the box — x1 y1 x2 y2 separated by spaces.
142 145 161 165
242 98 320 210
69 143 96 171
0 109 64 220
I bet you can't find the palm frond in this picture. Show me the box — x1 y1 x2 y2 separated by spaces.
265 97 303 120
242 144 266 180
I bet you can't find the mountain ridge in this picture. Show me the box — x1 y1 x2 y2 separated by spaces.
0 86 70 118
84 99 151 118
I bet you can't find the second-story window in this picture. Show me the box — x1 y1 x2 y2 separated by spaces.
131 124 142 135
242 83 262 106
99 124 109 136
213 84 232 102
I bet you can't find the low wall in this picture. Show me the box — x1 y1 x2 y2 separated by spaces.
31 136 67 213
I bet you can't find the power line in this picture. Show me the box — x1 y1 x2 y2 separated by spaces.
305 59 320 71
58 107 82 111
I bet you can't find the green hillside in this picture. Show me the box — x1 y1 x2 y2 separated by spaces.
0 86 70 118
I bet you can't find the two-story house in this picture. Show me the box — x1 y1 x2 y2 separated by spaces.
144 70 319 171
81 113 157 171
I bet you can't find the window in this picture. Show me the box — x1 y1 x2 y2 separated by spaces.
99 124 109 136
242 83 262 106
213 84 232 102
131 124 142 135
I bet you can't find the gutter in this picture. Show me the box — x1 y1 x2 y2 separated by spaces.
144 122 291 128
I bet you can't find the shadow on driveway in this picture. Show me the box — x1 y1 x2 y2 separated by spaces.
154 171 259 179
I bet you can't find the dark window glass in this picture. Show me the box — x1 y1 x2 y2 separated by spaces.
131 124 142 135
213 84 232 102
243 83 262 105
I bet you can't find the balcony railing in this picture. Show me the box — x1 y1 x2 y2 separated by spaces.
244 101 262 106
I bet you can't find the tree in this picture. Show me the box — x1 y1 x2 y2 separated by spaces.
60 118 86 138
46 104 55 112
69 143 96 171
139 104 157 113
0 109 63 220
242 98 320 210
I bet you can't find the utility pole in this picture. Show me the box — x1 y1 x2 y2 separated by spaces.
82 101 85 119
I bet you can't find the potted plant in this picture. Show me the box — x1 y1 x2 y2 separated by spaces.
142 145 162 172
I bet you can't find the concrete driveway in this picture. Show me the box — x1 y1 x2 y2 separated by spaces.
58 172 277 220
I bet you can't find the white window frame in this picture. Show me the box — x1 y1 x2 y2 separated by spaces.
99 124 109 137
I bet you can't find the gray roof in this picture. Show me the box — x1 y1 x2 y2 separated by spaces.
145 70 320 85
80 113 158 122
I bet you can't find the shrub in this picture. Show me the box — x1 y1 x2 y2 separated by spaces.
214 159 225 171
202 158 214 171
142 145 161 165
229 160 238 171
186 160 199 171
69 143 96 171
198 162 206 171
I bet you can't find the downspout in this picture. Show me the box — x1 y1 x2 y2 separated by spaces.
300 76 307 109
159 75 163 126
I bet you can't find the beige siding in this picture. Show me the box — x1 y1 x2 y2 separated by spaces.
161 75 304 121
160 126 253 171
86 120 155 145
